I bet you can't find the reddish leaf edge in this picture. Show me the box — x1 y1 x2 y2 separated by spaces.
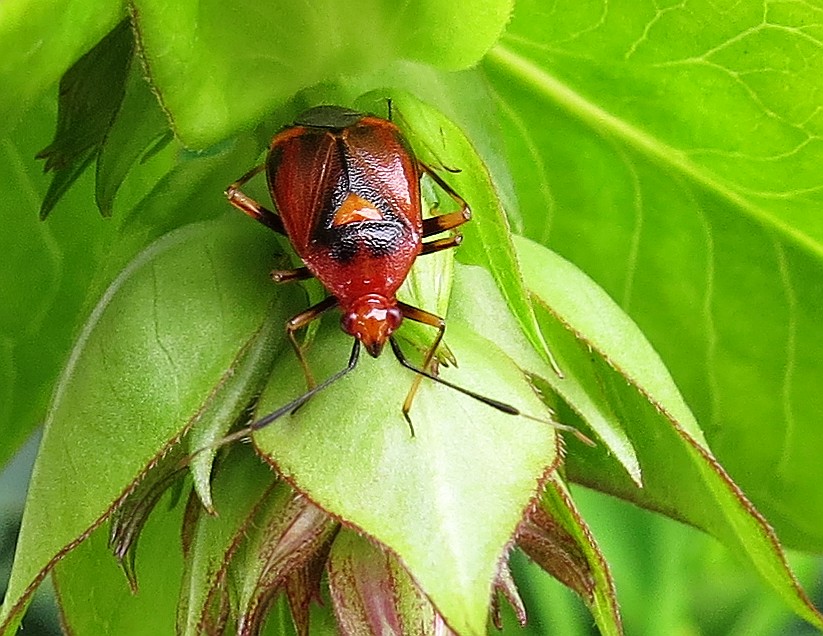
0 314 279 634
529 294 823 630
182 478 282 635
543 474 623 635
253 435 566 635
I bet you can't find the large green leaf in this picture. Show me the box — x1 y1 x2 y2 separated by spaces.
252 319 559 636
131 0 513 147
482 0 823 551
0 218 293 634
448 263 641 486
0 102 120 470
0 92 262 470
515 234 822 630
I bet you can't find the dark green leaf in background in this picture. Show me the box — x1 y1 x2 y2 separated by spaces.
0 0 125 137
36 18 133 219
516 235 822 628
0 103 120 471
0 96 263 471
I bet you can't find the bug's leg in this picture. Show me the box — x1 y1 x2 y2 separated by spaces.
271 266 314 283
396 302 446 426
285 296 339 390
421 234 463 256
421 210 471 238
191 340 362 455
389 337 596 447
420 163 472 238
225 165 286 235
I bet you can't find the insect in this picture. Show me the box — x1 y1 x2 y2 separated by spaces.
224 104 590 442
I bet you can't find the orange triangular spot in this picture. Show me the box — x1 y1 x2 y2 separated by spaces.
333 193 384 225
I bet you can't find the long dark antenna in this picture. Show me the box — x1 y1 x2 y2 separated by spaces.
389 337 594 445
195 340 362 454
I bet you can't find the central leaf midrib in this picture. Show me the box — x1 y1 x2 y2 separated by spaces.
484 45 823 260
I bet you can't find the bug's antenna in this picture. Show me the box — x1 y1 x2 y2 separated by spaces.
389 337 594 446
187 340 362 461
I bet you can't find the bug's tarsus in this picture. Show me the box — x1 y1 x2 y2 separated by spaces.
391 336 520 416
419 164 469 216
421 208 472 237
389 336 594 445
395 303 446 418
402 411 416 438
420 234 463 256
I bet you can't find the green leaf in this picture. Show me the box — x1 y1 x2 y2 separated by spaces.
0 218 293 634
95 61 170 217
130 0 513 147
224 482 337 635
0 95 263 470
382 92 565 379
177 447 278 635
515 234 823 630
184 305 287 512
516 235 703 443
482 0 823 552
52 488 185 635
36 19 133 219
252 320 559 636
537 475 622 636
0 0 125 137
0 101 120 470
448 262 642 486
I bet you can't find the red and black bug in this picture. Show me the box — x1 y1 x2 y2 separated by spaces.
224 105 589 441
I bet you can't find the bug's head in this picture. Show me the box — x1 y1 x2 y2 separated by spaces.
341 294 402 358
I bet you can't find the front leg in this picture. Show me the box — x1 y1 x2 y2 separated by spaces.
420 163 472 238
225 165 286 235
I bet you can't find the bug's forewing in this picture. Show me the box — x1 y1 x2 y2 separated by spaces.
344 118 422 236
267 127 341 258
